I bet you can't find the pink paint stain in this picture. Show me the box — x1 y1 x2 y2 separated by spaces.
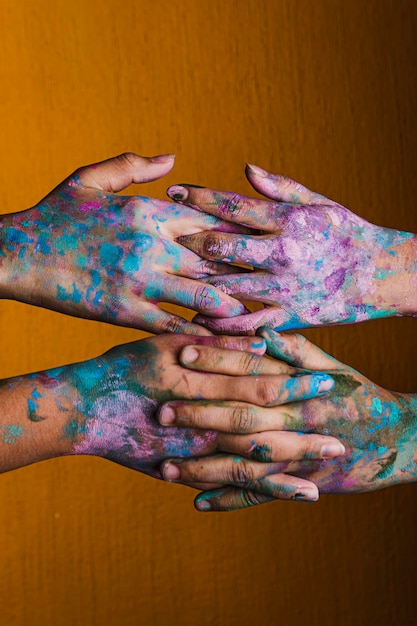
79 201 102 213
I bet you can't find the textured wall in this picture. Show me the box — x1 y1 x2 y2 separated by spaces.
0 1 416 624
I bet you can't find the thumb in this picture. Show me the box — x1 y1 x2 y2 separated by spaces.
69 152 175 193
245 164 331 206
257 328 342 371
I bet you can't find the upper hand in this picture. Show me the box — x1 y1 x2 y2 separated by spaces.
158 329 417 510
167 165 415 333
0 153 245 334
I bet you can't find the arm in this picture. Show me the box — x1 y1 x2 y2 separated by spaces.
0 153 244 336
0 333 340 488
158 329 417 511
167 166 417 333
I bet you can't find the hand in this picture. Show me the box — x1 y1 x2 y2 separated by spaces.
167 165 416 333
159 329 417 510
67 333 340 486
0 153 245 335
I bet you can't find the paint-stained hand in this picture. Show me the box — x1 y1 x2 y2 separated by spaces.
163 329 417 510
167 166 416 333
58 333 339 486
0 153 245 334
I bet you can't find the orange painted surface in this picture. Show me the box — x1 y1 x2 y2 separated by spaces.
0 1 416 624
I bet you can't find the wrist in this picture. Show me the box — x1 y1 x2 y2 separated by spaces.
367 227 417 317
0 209 35 301
392 392 417 485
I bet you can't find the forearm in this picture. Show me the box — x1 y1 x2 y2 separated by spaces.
0 362 82 473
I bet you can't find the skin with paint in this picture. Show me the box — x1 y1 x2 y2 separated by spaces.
0 334 341 495
159 329 417 511
167 166 417 333
0 153 245 335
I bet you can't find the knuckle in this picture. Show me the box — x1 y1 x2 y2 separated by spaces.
239 352 261 375
162 316 189 334
230 405 254 433
229 459 255 484
202 233 230 259
194 285 218 311
187 409 204 429
238 489 266 508
118 152 138 168
255 380 278 406
301 437 318 459
219 194 247 220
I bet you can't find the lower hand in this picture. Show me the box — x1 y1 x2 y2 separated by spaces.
62 333 338 489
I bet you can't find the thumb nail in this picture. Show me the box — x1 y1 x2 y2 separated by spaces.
150 154 176 163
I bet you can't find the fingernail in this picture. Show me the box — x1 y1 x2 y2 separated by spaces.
150 153 175 163
295 486 319 502
320 443 346 458
159 405 176 425
162 463 180 481
246 163 269 178
167 185 188 201
312 373 335 394
250 337 265 348
181 346 199 363
178 183 205 188
195 499 211 511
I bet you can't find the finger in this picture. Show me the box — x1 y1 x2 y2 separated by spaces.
69 152 175 193
143 275 246 318
258 328 342 370
173 334 267 355
158 401 303 433
195 489 275 511
200 274 295 308
178 344 300 376
187 260 247 278
193 308 295 335
166 185 290 232
245 164 331 206
136 302 213 335
161 455 283 485
176 231 275 268
219 431 345 463
165 241 246 279
221 372 334 407
194 473 319 511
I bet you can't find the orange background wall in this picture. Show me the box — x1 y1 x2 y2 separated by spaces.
0 1 416 625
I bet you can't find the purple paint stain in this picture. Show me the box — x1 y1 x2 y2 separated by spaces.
324 268 346 295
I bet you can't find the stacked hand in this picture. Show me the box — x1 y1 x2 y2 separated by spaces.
0 153 245 335
167 165 416 333
159 329 417 511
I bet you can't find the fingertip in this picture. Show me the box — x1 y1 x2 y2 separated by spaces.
180 346 199 365
167 184 188 202
194 497 212 512
320 442 346 459
158 404 176 426
161 461 181 482
311 373 335 395
245 163 269 178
